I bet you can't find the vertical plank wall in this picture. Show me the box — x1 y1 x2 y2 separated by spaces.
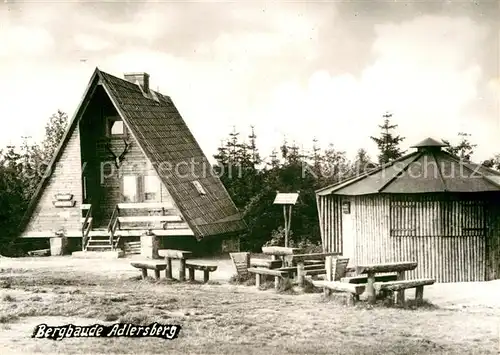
388 195 486 282
316 195 342 254
319 193 488 282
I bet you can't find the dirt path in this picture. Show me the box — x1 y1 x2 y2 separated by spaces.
0 256 499 354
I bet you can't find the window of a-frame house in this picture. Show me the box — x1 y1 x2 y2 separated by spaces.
122 175 139 202
107 117 125 137
143 175 161 202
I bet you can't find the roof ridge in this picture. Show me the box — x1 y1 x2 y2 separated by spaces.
377 152 423 193
431 150 447 192
315 151 419 195
439 150 500 189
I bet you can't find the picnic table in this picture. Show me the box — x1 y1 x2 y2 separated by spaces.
355 261 435 305
247 248 339 290
261 246 301 266
158 249 192 281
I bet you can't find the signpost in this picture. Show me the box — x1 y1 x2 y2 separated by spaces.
273 191 299 248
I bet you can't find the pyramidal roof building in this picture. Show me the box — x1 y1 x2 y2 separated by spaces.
318 137 500 196
316 138 500 283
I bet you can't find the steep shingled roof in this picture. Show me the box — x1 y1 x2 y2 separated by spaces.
316 137 500 196
19 68 246 239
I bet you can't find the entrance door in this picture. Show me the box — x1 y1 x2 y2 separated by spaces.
341 198 356 266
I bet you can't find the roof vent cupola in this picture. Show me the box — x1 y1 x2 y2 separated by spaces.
410 137 448 153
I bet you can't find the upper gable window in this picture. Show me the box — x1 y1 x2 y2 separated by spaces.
107 117 125 137
144 175 161 202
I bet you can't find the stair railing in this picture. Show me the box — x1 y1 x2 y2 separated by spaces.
82 205 93 251
107 205 120 250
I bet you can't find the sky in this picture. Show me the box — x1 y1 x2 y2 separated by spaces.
0 0 499 164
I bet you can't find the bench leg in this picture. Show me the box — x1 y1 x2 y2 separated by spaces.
324 287 332 297
297 262 305 288
188 268 195 281
366 272 376 305
395 271 406 306
179 259 186 282
141 268 147 279
415 285 424 305
255 273 261 288
396 290 405 306
347 293 357 306
203 270 209 283
274 276 280 290
154 269 160 280
165 258 172 279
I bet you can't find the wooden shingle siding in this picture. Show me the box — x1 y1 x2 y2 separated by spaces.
23 128 83 235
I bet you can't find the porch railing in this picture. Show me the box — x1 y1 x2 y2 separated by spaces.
108 205 120 250
81 204 93 251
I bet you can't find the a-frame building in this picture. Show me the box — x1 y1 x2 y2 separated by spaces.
18 68 246 254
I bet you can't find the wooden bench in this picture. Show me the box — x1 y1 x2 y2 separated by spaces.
130 260 168 280
277 264 326 273
250 258 282 269
247 267 292 290
303 268 326 276
309 278 365 305
304 260 324 265
186 262 218 283
261 246 302 267
27 249 50 257
374 278 436 306
284 252 340 287
341 273 398 284
356 261 418 304
111 202 192 236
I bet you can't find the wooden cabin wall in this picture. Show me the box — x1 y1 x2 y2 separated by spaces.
388 194 487 282
486 199 500 280
316 195 342 254
350 195 391 267
22 128 83 236
320 193 495 282
361 194 489 282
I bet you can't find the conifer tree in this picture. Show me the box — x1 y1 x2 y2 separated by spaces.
443 132 476 162
370 112 405 164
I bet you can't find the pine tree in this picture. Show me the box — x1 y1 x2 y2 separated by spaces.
320 144 349 185
370 112 406 164
443 132 476 162
41 110 68 162
248 126 260 166
353 148 376 175
482 153 500 170
269 149 280 169
280 137 289 162
226 126 240 163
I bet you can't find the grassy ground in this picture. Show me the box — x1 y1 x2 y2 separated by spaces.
0 257 499 354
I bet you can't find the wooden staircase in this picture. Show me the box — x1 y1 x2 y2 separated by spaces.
123 240 141 255
85 230 117 252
